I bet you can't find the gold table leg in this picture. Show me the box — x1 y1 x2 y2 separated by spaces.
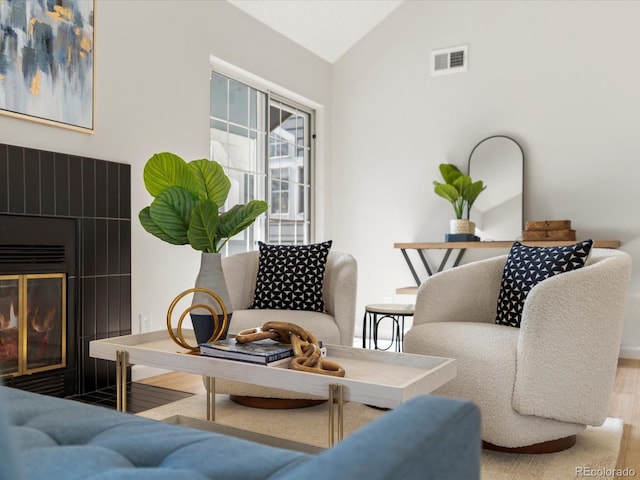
328 383 344 447
115 350 128 412
205 376 215 421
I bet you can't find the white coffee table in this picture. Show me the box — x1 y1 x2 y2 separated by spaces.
90 330 455 446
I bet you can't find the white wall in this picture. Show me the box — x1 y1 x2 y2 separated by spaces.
331 0 640 357
0 1 332 353
3 0 638 361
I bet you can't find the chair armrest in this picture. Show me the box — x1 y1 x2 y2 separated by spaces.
513 250 632 425
323 252 358 346
269 395 481 480
412 255 506 327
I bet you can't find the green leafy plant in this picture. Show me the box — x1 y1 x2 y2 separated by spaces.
139 152 268 253
433 163 486 219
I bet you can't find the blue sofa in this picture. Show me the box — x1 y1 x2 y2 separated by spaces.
0 385 481 479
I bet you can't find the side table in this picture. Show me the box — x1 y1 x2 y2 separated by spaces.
362 304 415 352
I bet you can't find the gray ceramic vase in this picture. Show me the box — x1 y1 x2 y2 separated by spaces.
190 253 233 345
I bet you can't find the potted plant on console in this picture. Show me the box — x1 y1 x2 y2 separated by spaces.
139 152 268 344
433 163 486 240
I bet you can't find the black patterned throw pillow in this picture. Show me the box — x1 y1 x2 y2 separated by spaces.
250 240 332 312
495 239 593 328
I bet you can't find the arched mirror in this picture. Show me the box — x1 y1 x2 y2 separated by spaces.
468 135 524 241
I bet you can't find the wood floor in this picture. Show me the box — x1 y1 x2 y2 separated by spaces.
610 358 640 476
140 358 640 476
139 370 206 395
73 381 194 413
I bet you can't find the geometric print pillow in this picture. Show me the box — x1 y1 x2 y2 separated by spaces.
250 240 332 312
495 239 593 328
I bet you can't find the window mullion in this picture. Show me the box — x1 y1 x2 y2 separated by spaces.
264 90 273 242
211 71 313 249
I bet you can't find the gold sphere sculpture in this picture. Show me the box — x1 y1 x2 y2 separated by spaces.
166 288 228 352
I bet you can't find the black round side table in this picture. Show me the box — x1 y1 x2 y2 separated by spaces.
362 304 414 352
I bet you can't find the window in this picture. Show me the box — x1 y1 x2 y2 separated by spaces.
209 72 313 253
270 167 290 216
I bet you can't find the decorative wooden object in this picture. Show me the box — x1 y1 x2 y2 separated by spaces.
237 321 345 377
524 220 572 231
521 229 576 241
522 219 576 241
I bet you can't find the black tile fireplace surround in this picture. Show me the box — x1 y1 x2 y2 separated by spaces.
0 143 131 397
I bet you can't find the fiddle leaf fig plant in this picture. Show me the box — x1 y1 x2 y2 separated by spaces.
433 163 486 219
139 152 268 253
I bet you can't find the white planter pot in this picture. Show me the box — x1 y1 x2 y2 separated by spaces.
191 252 233 344
450 219 476 235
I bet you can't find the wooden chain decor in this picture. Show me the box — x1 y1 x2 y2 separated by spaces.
236 321 345 377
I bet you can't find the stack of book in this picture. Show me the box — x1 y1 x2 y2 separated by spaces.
199 337 326 366
199 337 293 365
522 220 576 241
445 233 480 242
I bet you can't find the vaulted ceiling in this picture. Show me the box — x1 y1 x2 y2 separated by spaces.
226 0 404 63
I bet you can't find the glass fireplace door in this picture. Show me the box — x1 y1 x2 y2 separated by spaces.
0 274 66 378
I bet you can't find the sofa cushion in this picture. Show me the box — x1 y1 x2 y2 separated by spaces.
3 384 481 480
1 385 308 480
495 239 593 327
0 385 24 479
250 241 332 312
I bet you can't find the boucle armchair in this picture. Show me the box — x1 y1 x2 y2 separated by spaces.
404 248 632 453
210 250 357 403
222 250 357 346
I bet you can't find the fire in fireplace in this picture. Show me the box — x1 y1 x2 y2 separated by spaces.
0 274 66 378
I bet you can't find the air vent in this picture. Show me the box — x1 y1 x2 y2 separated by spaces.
0 245 66 264
431 45 468 76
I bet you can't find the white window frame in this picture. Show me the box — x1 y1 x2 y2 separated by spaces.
209 56 317 247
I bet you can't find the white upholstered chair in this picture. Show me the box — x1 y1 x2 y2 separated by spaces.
209 250 358 405
222 250 357 346
404 248 631 453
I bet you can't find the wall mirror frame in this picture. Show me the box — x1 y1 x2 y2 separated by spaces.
468 135 524 241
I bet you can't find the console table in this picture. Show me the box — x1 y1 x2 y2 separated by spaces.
395 240 621 294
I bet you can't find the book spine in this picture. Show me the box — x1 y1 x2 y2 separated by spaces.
264 349 294 363
200 340 324 364
200 348 294 364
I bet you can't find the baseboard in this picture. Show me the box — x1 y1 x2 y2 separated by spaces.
620 346 640 360
132 365 173 381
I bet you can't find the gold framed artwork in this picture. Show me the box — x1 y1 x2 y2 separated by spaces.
0 0 95 133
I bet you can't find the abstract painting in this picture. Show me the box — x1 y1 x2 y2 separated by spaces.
0 0 94 132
